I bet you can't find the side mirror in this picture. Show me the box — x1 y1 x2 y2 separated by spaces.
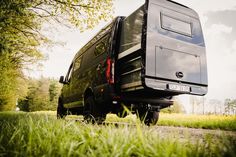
59 76 65 84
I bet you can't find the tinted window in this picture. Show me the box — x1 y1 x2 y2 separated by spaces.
81 45 96 69
79 24 112 56
73 57 82 72
94 36 109 64
65 63 73 82
94 41 106 57
79 34 110 70
147 4 205 46
119 5 144 53
161 13 192 37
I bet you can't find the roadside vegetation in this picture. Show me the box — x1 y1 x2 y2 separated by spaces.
0 0 112 111
158 113 236 131
0 112 236 157
106 113 236 131
17 77 61 112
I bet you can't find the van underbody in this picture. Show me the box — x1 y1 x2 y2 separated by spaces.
58 0 208 125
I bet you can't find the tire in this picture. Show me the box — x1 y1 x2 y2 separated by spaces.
83 96 105 124
57 98 67 119
137 110 159 126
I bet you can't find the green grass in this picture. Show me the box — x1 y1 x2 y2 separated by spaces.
0 111 236 157
158 113 236 131
106 113 236 131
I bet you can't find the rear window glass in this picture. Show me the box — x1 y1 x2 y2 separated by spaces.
94 42 106 56
161 13 192 37
94 36 108 57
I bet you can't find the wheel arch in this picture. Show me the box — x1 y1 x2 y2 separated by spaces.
83 87 94 103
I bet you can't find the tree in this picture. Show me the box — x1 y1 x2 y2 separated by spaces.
48 79 61 110
224 99 236 115
18 77 62 111
49 80 60 102
0 0 113 111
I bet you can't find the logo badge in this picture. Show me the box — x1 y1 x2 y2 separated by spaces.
176 72 184 78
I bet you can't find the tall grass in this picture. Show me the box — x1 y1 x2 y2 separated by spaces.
0 112 236 157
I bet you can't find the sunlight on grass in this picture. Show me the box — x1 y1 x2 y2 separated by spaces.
0 112 236 156
26 111 236 130
158 113 236 130
0 112 236 157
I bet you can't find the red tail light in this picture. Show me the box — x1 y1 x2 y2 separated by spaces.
106 58 114 84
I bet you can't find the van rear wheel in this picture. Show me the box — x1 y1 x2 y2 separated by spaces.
83 96 105 124
137 110 159 126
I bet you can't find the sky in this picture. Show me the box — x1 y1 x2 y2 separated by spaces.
32 0 236 109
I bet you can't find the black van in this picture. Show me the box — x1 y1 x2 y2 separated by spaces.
58 0 208 125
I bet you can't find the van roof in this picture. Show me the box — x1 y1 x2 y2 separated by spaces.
167 0 189 9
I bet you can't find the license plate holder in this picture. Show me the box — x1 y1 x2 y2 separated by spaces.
168 84 190 92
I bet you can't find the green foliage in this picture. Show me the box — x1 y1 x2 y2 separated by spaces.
106 113 236 131
49 80 60 102
38 0 114 31
18 77 61 111
0 112 236 157
158 113 236 131
0 0 112 111
0 0 45 110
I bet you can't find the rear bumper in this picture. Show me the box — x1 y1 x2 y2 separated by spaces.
94 83 175 110
145 77 208 96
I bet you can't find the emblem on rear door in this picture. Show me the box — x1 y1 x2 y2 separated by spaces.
176 72 184 78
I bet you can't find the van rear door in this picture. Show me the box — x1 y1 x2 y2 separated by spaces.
145 0 207 95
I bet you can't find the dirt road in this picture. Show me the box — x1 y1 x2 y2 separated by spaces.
149 125 236 142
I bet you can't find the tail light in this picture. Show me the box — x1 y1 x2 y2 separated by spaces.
106 58 114 84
